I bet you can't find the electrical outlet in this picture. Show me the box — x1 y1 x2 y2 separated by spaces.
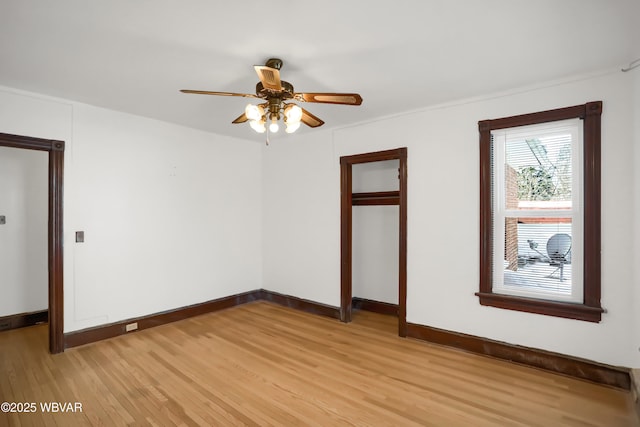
0 215 6 225
125 322 138 332
75 231 84 243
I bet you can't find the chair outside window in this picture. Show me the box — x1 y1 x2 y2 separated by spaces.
528 233 572 281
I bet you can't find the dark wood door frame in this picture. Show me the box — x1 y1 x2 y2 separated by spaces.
0 132 64 353
340 148 408 337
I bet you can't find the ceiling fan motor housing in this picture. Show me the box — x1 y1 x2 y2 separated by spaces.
265 58 283 70
256 81 294 99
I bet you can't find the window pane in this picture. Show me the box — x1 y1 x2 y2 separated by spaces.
505 132 572 209
503 217 572 295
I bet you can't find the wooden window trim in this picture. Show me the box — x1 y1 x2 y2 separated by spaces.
476 102 603 322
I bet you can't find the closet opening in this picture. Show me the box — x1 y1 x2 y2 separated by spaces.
340 148 407 336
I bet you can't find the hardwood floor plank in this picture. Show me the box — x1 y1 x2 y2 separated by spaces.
0 301 637 426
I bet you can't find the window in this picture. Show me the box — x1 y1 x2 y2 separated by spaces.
477 102 603 322
492 119 582 302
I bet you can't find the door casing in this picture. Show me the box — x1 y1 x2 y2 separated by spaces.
0 132 64 353
340 148 407 336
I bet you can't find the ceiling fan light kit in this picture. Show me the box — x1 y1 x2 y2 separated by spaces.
181 58 362 136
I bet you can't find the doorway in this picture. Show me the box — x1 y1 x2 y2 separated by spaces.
340 148 407 336
0 132 64 353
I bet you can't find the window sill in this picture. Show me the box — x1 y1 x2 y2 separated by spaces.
475 292 603 322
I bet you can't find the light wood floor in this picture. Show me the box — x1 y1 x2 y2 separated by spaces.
1 301 638 426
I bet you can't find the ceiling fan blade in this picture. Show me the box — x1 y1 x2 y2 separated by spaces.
180 89 258 98
232 113 248 124
295 93 363 105
300 108 325 128
254 66 282 91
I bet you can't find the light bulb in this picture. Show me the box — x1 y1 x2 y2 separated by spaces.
250 119 266 133
245 104 264 121
269 121 279 133
285 121 301 133
285 104 302 122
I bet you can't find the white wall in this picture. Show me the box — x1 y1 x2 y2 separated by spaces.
0 87 263 332
0 146 48 316
261 131 339 303
352 205 398 304
352 160 399 304
262 70 638 367
352 160 399 192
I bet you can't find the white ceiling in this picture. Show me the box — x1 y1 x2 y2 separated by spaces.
1 0 638 141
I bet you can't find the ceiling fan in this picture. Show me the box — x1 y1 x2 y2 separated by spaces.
181 58 363 134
